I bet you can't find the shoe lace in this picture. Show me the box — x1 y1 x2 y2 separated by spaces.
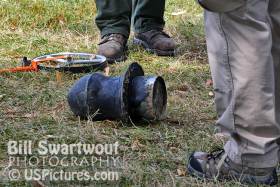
99 34 126 45
206 149 228 178
207 149 224 160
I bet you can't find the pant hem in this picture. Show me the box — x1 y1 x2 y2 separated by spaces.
134 25 164 34
101 28 130 38
224 140 279 168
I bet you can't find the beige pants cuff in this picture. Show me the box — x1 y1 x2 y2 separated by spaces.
224 139 279 168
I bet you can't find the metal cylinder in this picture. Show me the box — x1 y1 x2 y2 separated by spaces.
67 62 167 122
67 62 144 121
129 76 167 121
68 73 127 120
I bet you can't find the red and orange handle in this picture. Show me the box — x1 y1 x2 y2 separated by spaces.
0 55 66 73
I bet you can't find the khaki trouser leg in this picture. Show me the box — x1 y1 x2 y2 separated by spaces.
205 0 280 168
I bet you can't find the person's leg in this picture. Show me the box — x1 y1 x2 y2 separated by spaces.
188 0 280 185
132 0 165 33
132 0 176 56
220 0 280 168
95 0 132 62
95 0 131 38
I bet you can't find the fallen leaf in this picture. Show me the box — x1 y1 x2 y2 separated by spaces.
169 147 178 153
131 139 144 151
208 91 214 97
177 84 188 92
55 71 63 82
177 168 186 176
104 66 110 76
167 67 177 73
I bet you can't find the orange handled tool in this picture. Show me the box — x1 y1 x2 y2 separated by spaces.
0 55 66 73
0 53 107 74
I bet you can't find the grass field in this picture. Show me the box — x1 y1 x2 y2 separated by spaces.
0 1 251 186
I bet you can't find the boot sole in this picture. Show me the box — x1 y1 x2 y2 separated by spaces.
102 46 128 64
133 38 175 57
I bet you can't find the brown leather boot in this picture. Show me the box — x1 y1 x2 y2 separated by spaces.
133 30 176 56
97 34 128 63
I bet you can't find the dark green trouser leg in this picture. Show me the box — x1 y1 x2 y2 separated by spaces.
95 0 132 38
132 0 166 33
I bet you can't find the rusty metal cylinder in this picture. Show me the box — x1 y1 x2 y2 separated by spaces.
67 62 167 122
129 76 167 120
